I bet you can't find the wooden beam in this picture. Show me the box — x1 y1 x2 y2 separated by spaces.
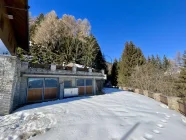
0 0 17 55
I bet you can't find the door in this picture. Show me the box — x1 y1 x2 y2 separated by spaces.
44 78 58 100
64 80 72 97
85 79 93 95
27 78 58 103
27 78 44 102
76 79 85 96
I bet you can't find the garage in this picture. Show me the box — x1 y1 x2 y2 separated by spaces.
76 79 93 96
27 78 58 103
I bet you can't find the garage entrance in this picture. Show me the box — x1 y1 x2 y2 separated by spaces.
27 78 58 103
76 79 93 96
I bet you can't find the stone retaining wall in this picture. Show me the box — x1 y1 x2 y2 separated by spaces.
0 56 19 115
167 97 181 112
153 93 161 102
123 87 128 90
143 90 148 96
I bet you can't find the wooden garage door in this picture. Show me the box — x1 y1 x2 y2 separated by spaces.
27 89 42 102
27 78 43 102
76 79 85 96
78 87 85 96
85 79 93 95
44 88 57 100
27 78 58 102
86 86 93 95
44 78 58 100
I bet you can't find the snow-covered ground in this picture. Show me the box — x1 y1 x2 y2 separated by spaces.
0 88 186 140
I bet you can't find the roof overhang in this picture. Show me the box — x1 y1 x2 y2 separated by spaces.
0 0 29 55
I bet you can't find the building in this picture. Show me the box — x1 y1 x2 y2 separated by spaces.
0 55 106 115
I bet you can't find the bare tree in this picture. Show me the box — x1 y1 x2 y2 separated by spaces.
174 51 183 67
129 63 177 96
33 11 62 48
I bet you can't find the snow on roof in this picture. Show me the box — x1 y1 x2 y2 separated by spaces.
66 62 91 69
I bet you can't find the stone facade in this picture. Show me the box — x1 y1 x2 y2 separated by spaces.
0 56 19 115
153 93 161 102
167 96 181 112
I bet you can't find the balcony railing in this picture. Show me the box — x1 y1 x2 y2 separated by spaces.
27 62 102 73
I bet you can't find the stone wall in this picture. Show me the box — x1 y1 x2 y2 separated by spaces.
134 89 143 94
153 93 161 102
123 87 128 90
167 97 181 112
143 90 149 97
0 56 19 115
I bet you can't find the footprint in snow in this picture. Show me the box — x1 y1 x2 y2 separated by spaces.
161 120 167 123
181 116 186 124
128 137 146 140
143 133 153 140
157 124 164 128
165 114 170 118
172 114 176 116
152 129 160 134
165 117 169 120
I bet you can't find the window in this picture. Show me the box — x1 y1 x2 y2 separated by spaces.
28 78 43 89
77 79 84 86
45 78 58 88
64 81 72 88
86 79 92 86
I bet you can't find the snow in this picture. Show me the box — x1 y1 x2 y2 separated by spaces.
0 88 186 140
66 62 91 69
159 104 169 109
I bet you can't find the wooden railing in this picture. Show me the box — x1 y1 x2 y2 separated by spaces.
160 95 168 105
92 69 101 73
56 65 72 71
178 101 186 116
28 63 50 69
77 67 88 72
28 63 102 73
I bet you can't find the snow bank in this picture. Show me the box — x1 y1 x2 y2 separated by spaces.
0 112 56 140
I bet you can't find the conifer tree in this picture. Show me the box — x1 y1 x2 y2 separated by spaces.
162 55 170 71
156 55 162 69
175 50 186 98
136 47 146 65
118 41 146 86
147 56 151 63
151 55 156 66
93 42 108 74
111 59 118 86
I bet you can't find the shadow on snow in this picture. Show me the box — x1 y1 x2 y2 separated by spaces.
14 88 124 112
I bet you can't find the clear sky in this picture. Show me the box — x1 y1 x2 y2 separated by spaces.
1 0 186 61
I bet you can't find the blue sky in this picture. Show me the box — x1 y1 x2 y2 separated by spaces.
1 0 186 61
